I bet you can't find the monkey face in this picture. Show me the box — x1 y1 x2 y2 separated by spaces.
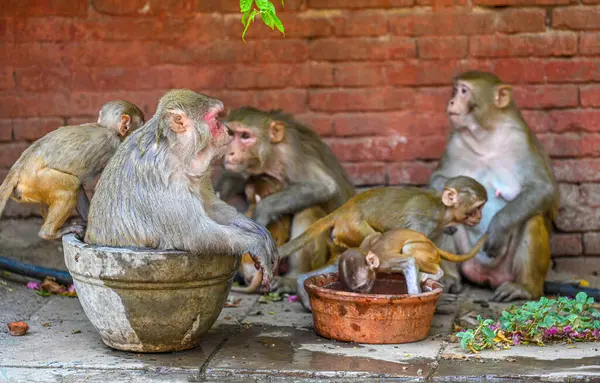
224 122 261 173
447 81 476 128
457 199 485 226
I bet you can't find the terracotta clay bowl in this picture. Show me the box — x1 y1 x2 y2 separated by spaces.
304 272 443 344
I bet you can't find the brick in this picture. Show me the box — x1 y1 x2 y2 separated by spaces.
207 91 256 113
555 206 600 232
390 9 545 37
558 183 584 208
513 85 578 109
225 14 333 39
195 0 241 12
553 6 600 30
0 120 12 142
552 159 600 182
0 143 29 168
584 232 600 254
0 18 14 42
169 66 229 90
553 257 600 275
71 42 155 68
92 0 195 16
414 88 452 110
417 0 468 6
583 0 600 4
309 37 415 61
386 60 464 86
227 64 315 90
493 59 546 84
309 88 414 112
333 111 448 137
475 0 570 4
0 43 73 68
0 93 70 118
327 137 398 162
418 37 468 59
295 113 333 136
538 133 582 158
307 0 414 8
388 161 437 185
70 91 165 117
332 63 386 87
544 59 600 83
66 117 95 126
342 162 387 186
148 41 255 65
470 33 577 58
550 110 600 133
333 11 388 37
254 89 308 114
580 33 600 55
16 68 70 92
15 17 73 42
581 183 600 207
522 110 553 133
252 40 308 63
551 233 582 256
581 86 600 108
12 117 64 141
0 68 15 90
72 67 173 91
0 0 88 17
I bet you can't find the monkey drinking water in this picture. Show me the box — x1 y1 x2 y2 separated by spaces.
85 90 278 289
0 100 144 240
281 175 488 309
430 71 560 302
338 229 488 295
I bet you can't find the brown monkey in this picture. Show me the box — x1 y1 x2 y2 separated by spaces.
85 90 278 289
0 100 144 240
216 107 354 291
281 175 487 309
338 229 489 295
232 174 291 293
429 71 560 302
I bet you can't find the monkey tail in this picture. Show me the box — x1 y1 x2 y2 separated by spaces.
278 213 337 258
438 233 489 262
231 269 263 293
0 167 18 219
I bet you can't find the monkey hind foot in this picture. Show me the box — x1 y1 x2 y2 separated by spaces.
490 281 533 302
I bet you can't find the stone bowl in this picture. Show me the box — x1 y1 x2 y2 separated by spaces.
304 272 442 344
62 234 239 353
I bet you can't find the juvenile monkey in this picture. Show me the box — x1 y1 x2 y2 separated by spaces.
280 175 487 309
85 90 278 289
430 71 560 302
0 100 144 240
338 229 489 295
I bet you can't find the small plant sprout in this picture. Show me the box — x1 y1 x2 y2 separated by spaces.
456 292 600 353
240 0 285 42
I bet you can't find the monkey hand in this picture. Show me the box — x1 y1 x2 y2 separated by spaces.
253 204 280 227
233 218 279 289
483 219 509 258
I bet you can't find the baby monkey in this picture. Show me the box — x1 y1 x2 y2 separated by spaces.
339 229 488 295
0 100 144 240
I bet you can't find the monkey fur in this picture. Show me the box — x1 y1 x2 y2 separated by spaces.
85 89 278 289
430 71 560 302
0 100 144 240
281 175 488 310
338 229 489 295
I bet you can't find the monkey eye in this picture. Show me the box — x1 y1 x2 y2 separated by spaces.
241 132 251 139
460 87 467 95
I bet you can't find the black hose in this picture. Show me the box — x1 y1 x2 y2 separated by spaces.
0 256 73 285
544 281 600 300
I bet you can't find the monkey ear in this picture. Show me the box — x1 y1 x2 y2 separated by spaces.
118 114 132 137
366 251 380 269
167 110 188 134
269 121 285 143
442 187 459 207
494 85 513 109
255 195 262 203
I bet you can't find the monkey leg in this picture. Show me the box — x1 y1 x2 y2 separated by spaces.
36 169 83 240
76 186 90 222
490 215 550 302
436 232 464 294
331 219 376 249
388 257 421 295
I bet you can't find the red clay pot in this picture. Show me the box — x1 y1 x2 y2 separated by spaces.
304 272 442 344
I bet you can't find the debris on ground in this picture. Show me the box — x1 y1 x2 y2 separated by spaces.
26 277 77 297
8 321 29 336
224 296 242 307
258 292 283 303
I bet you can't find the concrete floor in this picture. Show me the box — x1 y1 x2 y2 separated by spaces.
1 219 600 382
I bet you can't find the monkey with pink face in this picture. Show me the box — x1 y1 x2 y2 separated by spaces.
85 89 278 289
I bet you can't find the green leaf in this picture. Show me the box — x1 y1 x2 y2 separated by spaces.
272 13 285 35
255 0 270 10
240 0 253 13
460 336 470 350
587 297 595 305
576 292 588 303
241 9 258 42
241 9 252 25
281 0 285 5
261 10 275 29
482 326 495 341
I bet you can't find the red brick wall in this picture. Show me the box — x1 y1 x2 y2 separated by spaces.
1 0 599 271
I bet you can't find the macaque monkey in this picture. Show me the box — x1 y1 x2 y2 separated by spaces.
216 107 354 291
338 229 489 295
84 90 278 289
430 71 560 302
279 175 487 310
0 100 144 240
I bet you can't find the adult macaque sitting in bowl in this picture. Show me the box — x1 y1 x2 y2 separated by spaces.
338 229 488 295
